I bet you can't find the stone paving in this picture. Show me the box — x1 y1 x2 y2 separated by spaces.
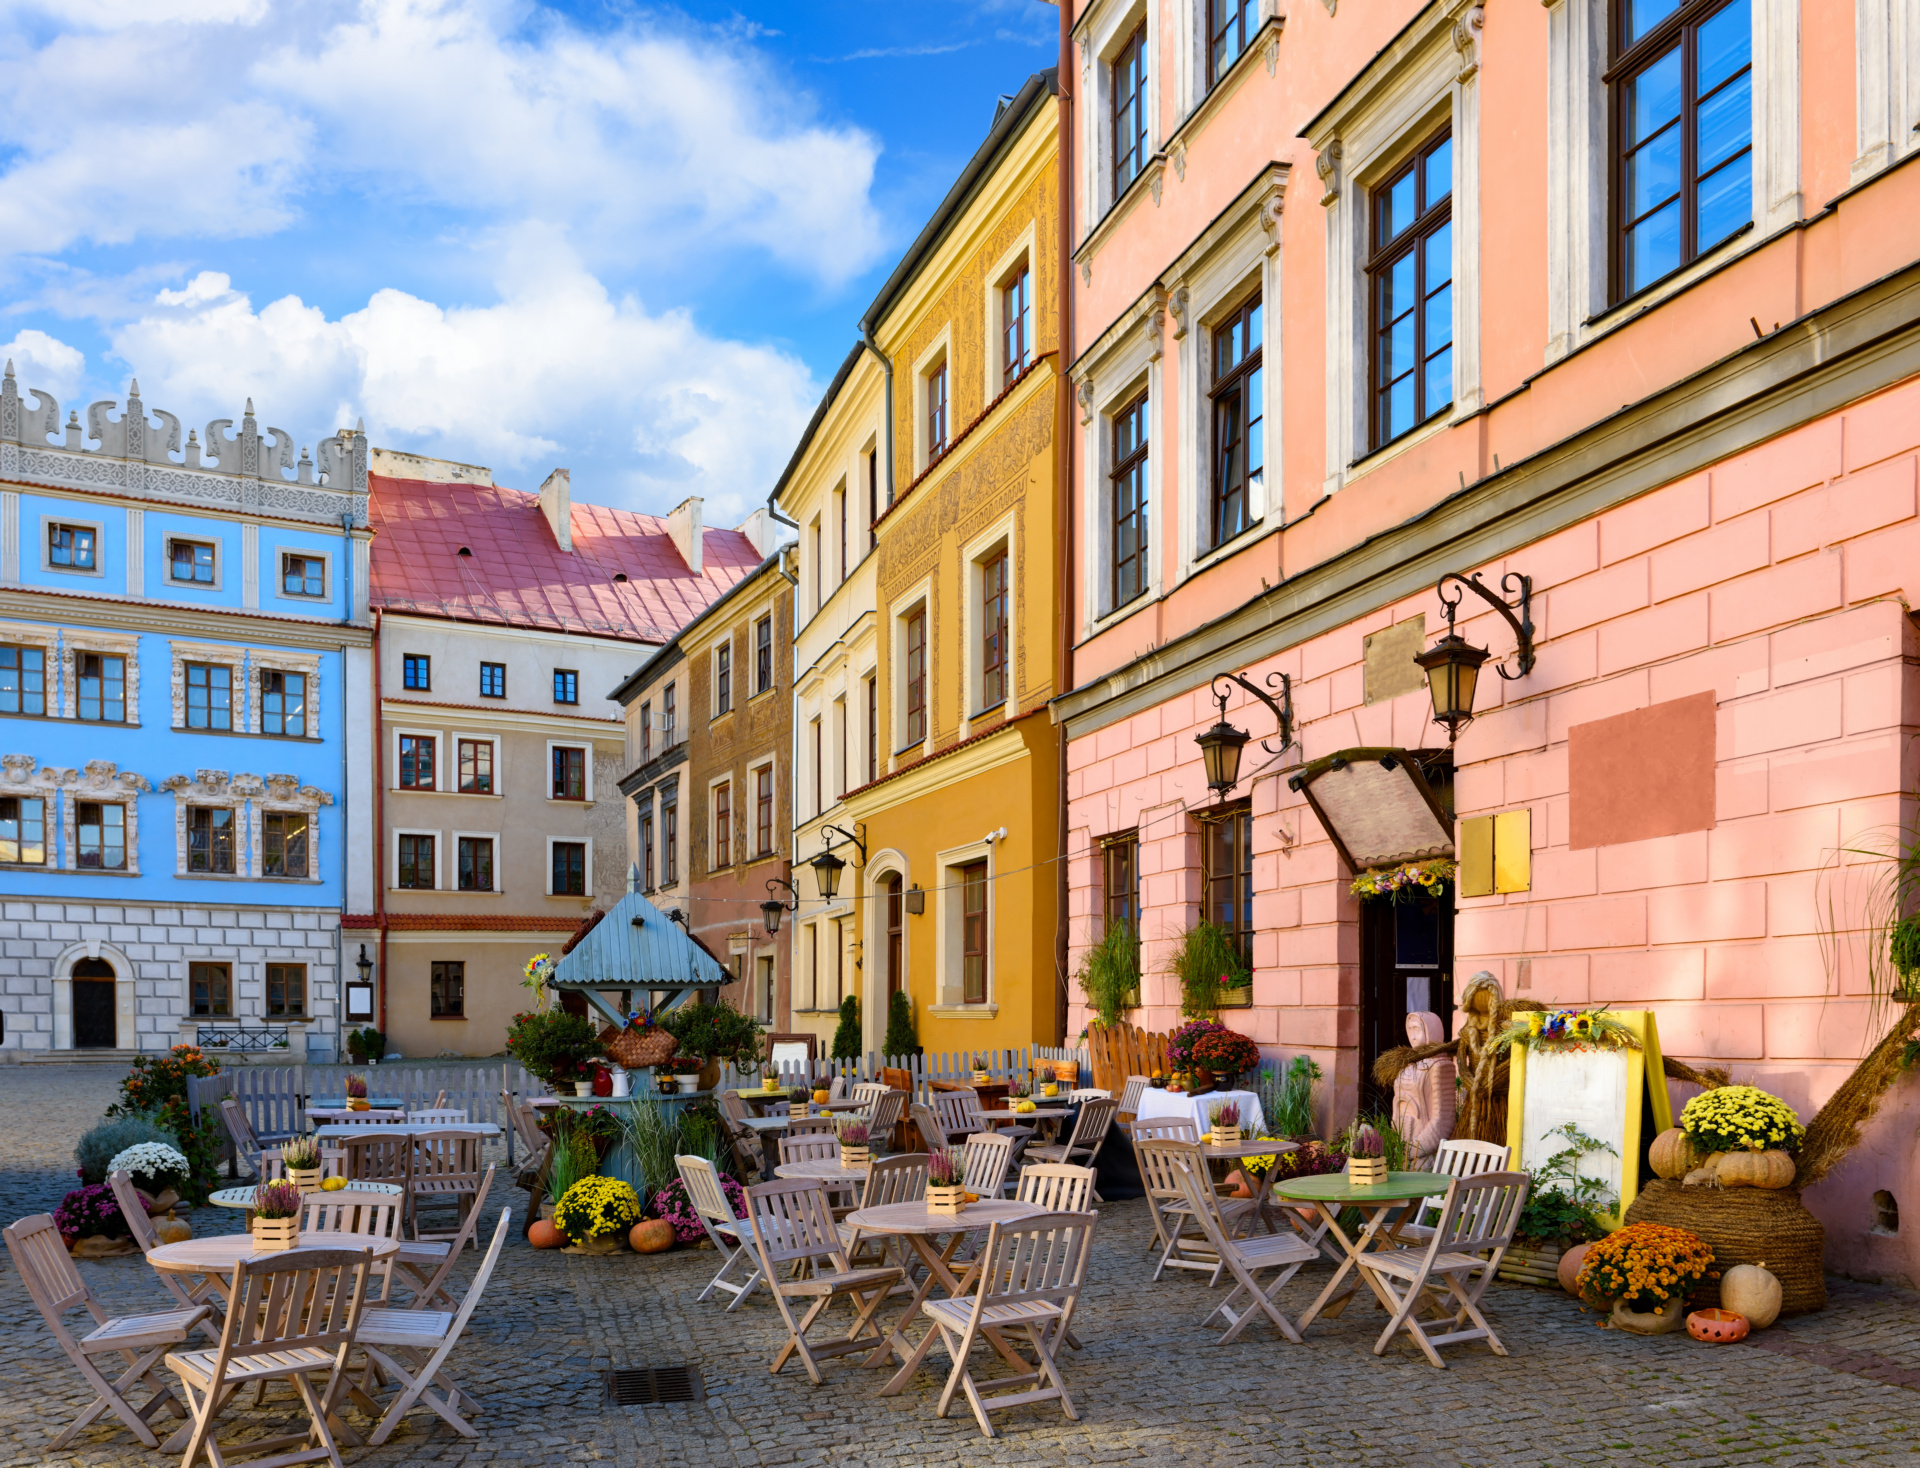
1 1064 1917 1467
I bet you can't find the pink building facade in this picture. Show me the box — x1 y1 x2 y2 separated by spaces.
1057 0 1920 1279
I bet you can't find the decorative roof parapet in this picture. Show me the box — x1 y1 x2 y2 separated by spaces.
0 363 369 528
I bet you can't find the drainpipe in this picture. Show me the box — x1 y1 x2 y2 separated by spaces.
372 607 388 1034
859 331 895 510
340 512 355 1061
1054 4 1075 1046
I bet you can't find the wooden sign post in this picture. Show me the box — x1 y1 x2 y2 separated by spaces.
1505 1010 1674 1230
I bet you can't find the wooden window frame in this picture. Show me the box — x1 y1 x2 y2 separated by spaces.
1199 801 1255 1005
260 669 306 738
0 794 47 865
662 798 679 884
1001 266 1032 389
553 669 579 705
190 961 232 1017
280 552 325 598
551 839 587 896
188 805 236 875
980 550 1009 711
262 810 309 878
76 651 126 724
478 661 506 699
551 745 587 801
185 662 233 732
457 738 494 794
1112 23 1149 196
884 874 904 998
756 764 774 857
430 960 465 1019
266 963 306 1018
715 643 732 715
75 800 125 870
866 677 878 784
1110 390 1150 608
926 360 949 459
960 860 989 1005
0 645 47 716
398 734 436 791
1208 0 1259 87
168 538 216 586
713 780 732 869
905 608 927 747
1366 127 1455 450
640 809 655 889
402 654 431 691
396 832 435 890
1208 294 1263 549
48 521 96 571
457 835 494 892
755 616 773 694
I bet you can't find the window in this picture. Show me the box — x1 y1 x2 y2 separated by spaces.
430 961 465 1019
1111 391 1151 607
756 765 774 856
260 670 306 737
479 662 505 698
1613 0 1752 299
838 486 847 585
811 718 823 817
553 669 579 705
398 734 436 790
812 519 823 614
756 954 775 1023
884 874 904 997
715 643 732 715
190 962 231 1017
266 963 306 1018
755 616 773 693
397 832 435 889
169 539 215 584
835 698 847 798
1209 0 1259 85
1002 265 1032 389
980 550 1009 711
1103 831 1142 991
457 739 493 794
262 811 309 878
905 609 927 746
663 684 677 744
76 802 125 870
1113 24 1149 195
403 654 430 691
188 806 236 874
713 781 732 869
1210 294 1263 548
961 860 989 1004
926 360 949 459
1202 803 1255 1002
1369 129 1454 447
281 553 324 597
457 836 494 891
867 448 880 551
551 746 586 800
0 795 46 864
48 523 95 571
0 646 46 715
552 840 586 896
76 652 125 723
662 798 679 883
866 677 878 784
640 809 655 888
640 700 652 762
185 663 232 732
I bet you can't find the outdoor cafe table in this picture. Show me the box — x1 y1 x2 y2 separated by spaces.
1269 1171 1452 1331
739 1114 793 1174
841 1198 1043 1395
208 1181 403 1212
1132 1086 1266 1139
312 1122 500 1140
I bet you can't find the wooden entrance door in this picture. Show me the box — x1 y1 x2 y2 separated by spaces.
71 957 117 1049
1357 896 1454 1115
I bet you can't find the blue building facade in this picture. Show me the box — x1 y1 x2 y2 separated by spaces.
0 368 375 1057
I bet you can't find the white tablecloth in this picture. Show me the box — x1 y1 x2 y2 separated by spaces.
1132 1087 1264 1139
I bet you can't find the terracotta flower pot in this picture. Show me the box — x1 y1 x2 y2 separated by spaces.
1611 1294 1689 1335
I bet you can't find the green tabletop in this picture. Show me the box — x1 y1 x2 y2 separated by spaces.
1270 1170 1451 1203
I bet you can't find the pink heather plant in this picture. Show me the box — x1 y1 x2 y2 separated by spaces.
927 1149 959 1186
1351 1123 1384 1158
254 1181 302 1219
344 1074 368 1099
838 1122 870 1146
1211 1101 1241 1128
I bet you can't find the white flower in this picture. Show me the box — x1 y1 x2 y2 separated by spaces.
109 1142 189 1181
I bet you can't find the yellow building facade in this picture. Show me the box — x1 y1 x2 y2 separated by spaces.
778 71 1064 1060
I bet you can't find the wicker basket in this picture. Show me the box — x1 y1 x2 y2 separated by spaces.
1623 1180 1827 1316
601 1023 676 1070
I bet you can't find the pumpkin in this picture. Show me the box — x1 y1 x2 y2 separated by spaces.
811 1088 830 1105
1711 1149 1796 1190
528 1218 563 1249
152 1211 193 1246
1649 1127 1705 1179
1223 1169 1253 1200
1558 1242 1591 1296
1720 1262 1783 1328
630 1218 675 1254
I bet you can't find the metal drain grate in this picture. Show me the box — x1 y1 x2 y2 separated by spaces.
606 1366 705 1406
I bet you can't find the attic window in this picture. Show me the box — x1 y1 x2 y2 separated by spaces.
613 573 629 582
457 546 473 557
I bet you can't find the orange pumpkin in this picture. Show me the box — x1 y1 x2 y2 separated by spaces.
630 1218 675 1254
1223 1169 1253 1200
528 1219 563 1249
1558 1242 1591 1296
1711 1149 1796 1189
1649 1128 1705 1180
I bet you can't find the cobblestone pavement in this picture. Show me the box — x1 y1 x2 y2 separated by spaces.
1 1065 1917 1467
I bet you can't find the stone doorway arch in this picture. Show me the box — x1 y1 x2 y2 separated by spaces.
52 942 137 1051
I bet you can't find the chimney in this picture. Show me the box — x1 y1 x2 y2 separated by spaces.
538 469 572 552
736 508 774 558
667 496 704 574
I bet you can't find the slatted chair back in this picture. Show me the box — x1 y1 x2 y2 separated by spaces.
339 1133 414 1186
718 1088 752 1126
1056 1098 1118 1165
1431 1171 1530 1258
220 1246 370 1367
829 1075 850 1102
677 1154 736 1228
301 1190 402 1238
218 1096 264 1172
850 1082 889 1109
959 1131 1014 1198
910 1102 950 1152
7 1213 98 1328
973 1210 1096 1312
1128 1116 1199 1145
1408 1139 1511 1231
1016 1163 1096 1212
412 1132 484 1194
779 1134 841 1166
105 1170 162 1254
745 1178 846 1270
409 1108 470 1124
859 1152 929 1209
865 1089 907 1150
1134 1136 1223 1276
338 1111 411 1126
1116 1074 1150 1119
932 1089 982 1138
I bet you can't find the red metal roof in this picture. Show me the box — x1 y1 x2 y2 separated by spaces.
368 474 761 642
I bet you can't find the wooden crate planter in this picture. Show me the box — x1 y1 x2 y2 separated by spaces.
1348 1157 1388 1186
1496 1241 1565 1287
251 1217 300 1252
927 1185 964 1216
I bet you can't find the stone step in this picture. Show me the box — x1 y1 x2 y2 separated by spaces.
19 1048 143 1065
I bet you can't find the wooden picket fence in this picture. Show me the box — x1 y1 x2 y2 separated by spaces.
1085 1021 1170 1093
718 1042 1088 1105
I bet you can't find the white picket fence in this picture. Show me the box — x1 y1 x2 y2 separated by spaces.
717 1043 1088 1104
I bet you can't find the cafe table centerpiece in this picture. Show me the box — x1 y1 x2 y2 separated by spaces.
926 1148 965 1216
251 1180 303 1251
1209 1100 1243 1147
279 1135 323 1193
344 1074 370 1112
1347 1123 1389 1186
838 1121 872 1171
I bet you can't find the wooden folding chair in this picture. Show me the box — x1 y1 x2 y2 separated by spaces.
744 1178 904 1385
678 1155 762 1310
1114 1075 1151 1132
218 1096 280 1179
849 1082 889 1110
910 1102 951 1153
3 1212 207 1450
408 1131 483 1242
864 1089 907 1153
717 1090 770 1182
1014 1163 1096 1213
1173 1162 1318 1344
921 1210 1098 1439
839 1153 928 1267
786 1115 838 1138
1024 1098 1118 1199
107 1170 223 1342
1399 1140 1512 1243
163 1247 371 1468
932 1088 986 1142
1128 1118 1199 1258
959 1131 1014 1199
395 1167 496 1310
1356 1171 1530 1367
778 1134 840 1165
336 1133 414 1187
1135 1137 1256 1282
302 1190 402 1302
353 1212 511 1444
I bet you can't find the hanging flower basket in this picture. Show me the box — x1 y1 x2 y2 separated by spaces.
1349 858 1456 902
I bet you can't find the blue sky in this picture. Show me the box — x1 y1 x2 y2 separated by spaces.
0 0 1058 526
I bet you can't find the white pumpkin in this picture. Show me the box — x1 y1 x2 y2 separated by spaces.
1720 1262 1782 1329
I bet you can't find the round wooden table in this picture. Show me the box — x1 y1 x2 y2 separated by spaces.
1270 1171 1452 1331
207 1182 403 1210
841 1199 1043 1394
774 1158 868 1186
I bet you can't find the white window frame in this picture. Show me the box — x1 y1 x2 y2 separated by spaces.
931 838 997 1015
452 732 503 796
163 534 223 591
961 514 1018 732
40 515 105 579
1077 0 1159 228
711 635 734 719
1853 0 1920 183
249 650 320 736
65 630 141 725
982 229 1040 403
1308 3 1483 493
1542 0 1801 363
544 739 593 803
392 726 444 793
451 830 502 893
271 546 332 604
892 580 934 762
391 826 442 891
912 331 955 475
1076 289 1167 634
545 835 594 898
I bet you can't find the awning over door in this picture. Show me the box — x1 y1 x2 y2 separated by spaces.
1288 747 1453 874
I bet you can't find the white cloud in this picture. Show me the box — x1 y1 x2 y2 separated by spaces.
99 235 816 523
1 329 86 405
0 0 883 285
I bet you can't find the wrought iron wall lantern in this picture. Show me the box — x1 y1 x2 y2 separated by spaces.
761 878 800 937
1194 671 1295 799
1414 572 1535 742
810 823 867 901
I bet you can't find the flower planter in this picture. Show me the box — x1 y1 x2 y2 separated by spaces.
972 1070 991 1085
1210 1126 1242 1147
789 1101 811 1119
1496 1241 1565 1287
1611 1294 1689 1335
285 1168 323 1196
572 1081 594 1097
346 1099 369 1112
1348 1157 1389 1186
252 1217 301 1253
927 1185 965 1217
839 1146 871 1171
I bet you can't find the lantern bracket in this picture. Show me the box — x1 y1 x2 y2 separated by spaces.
819 823 868 864
761 878 800 937
1210 670 1295 756
1436 572 1535 679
